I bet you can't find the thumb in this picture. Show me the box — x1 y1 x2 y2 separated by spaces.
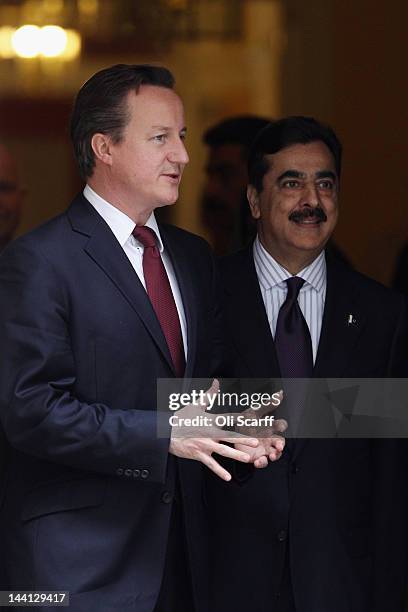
200 378 220 410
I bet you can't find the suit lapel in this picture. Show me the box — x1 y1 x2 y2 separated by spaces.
67 195 175 373
222 247 280 378
314 255 365 378
293 255 366 460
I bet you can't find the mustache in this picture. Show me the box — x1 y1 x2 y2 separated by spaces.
289 207 327 223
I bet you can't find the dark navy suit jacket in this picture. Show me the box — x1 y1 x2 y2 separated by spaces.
0 194 217 612
206 246 408 612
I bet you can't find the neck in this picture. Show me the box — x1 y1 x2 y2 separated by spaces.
258 237 322 275
87 178 154 226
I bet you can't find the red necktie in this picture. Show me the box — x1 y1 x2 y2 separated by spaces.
133 225 185 377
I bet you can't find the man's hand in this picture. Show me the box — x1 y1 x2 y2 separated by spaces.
233 390 287 468
169 379 259 481
235 433 286 469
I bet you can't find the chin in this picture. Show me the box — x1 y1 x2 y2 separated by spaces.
161 190 179 207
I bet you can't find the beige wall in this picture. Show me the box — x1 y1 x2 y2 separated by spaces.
282 0 408 284
2 0 407 284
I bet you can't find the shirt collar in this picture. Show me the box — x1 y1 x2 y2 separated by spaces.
253 235 326 293
83 184 164 252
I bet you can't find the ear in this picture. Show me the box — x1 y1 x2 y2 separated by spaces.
91 133 113 167
247 185 261 220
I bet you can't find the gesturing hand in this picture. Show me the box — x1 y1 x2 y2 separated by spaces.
233 390 287 469
169 379 259 481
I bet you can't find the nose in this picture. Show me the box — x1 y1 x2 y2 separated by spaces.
168 138 189 166
300 182 321 207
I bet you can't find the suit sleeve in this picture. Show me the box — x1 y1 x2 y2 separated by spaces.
0 241 171 483
370 295 408 610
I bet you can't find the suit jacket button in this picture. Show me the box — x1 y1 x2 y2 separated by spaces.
291 463 300 474
277 529 287 542
116 468 124 476
161 491 172 504
133 469 141 478
124 469 132 477
141 469 150 479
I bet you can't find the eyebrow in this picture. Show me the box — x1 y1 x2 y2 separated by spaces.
277 170 305 181
316 170 336 181
150 125 187 133
277 169 337 182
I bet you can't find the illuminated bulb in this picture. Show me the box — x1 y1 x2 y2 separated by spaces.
0 27 15 59
62 29 81 60
40 25 67 57
12 25 40 58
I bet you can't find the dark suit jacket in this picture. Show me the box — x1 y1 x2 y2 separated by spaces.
0 194 217 612
206 246 408 612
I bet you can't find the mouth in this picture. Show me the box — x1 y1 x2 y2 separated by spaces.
162 172 180 183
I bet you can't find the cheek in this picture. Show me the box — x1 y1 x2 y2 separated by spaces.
327 200 339 221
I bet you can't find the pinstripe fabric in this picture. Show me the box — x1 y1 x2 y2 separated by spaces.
253 236 326 363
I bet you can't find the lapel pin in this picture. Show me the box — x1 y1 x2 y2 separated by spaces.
346 314 357 326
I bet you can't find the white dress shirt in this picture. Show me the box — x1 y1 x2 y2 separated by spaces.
83 184 188 359
253 236 327 363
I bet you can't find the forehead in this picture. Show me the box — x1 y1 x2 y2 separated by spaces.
125 85 185 126
265 141 336 177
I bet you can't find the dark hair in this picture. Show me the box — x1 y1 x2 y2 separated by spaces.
203 115 270 155
248 116 342 193
70 64 175 179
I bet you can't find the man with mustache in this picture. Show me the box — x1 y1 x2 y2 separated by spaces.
206 116 408 611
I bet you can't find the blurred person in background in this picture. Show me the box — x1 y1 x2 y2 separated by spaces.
201 115 270 255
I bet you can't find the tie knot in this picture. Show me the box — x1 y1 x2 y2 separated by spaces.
285 276 305 300
133 225 157 249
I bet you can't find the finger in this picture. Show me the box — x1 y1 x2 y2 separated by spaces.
199 452 232 481
199 378 220 410
254 456 268 469
234 443 260 455
269 436 286 452
207 378 220 396
256 435 285 450
220 434 259 447
274 418 288 433
212 441 252 463
269 450 282 462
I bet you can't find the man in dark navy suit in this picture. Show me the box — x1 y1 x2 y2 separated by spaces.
0 64 270 612
206 117 408 612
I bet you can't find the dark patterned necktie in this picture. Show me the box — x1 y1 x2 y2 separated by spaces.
275 276 313 378
275 277 313 439
133 225 185 377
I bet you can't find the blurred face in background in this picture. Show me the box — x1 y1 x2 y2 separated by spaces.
202 143 254 254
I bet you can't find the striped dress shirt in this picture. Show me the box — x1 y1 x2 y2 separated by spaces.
253 236 327 363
